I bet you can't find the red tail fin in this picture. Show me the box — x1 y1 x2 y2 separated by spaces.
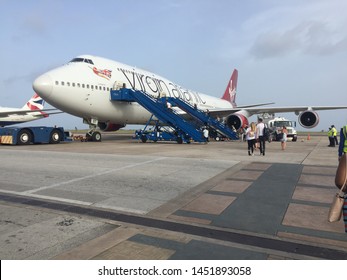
222 69 238 107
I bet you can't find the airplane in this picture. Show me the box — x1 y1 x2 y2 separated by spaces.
0 93 61 127
32 55 347 141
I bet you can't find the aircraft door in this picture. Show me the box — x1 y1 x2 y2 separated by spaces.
113 81 125 90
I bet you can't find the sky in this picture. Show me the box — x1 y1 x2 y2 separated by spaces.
0 0 347 131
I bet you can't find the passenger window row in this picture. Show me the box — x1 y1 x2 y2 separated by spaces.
55 80 110 92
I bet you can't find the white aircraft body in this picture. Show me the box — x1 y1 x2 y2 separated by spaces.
32 55 347 140
0 93 56 127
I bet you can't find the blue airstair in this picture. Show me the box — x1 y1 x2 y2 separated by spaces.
110 88 206 143
110 88 239 143
167 97 238 140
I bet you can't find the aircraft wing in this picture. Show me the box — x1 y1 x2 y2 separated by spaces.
208 105 347 118
0 108 63 118
234 102 275 109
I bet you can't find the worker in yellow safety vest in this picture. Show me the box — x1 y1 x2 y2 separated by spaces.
331 125 339 145
328 127 335 147
338 125 347 160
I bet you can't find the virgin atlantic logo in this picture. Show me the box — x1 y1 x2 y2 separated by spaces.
91 67 112 80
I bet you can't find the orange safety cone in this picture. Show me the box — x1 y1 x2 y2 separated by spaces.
307 133 311 140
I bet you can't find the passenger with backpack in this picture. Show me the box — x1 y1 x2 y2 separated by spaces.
256 117 267 156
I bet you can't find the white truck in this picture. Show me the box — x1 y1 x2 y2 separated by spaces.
258 114 298 142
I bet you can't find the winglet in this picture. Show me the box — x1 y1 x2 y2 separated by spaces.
222 69 238 107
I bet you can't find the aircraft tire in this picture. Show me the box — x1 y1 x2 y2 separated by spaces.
141 135 147 143
17 129 32 145
91 131 102 142
49 129 62 144
177 137 183 144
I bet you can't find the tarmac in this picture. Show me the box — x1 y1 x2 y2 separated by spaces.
0 132 346 260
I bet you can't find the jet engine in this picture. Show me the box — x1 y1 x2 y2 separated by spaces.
225 113 249 130
298 110 319 128
98 122 125 131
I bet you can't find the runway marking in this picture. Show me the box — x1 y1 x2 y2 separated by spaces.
22 157 165 195
0 189 92 206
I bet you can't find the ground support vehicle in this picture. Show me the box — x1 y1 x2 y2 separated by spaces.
134 127 191 144
133 115 192 144
259 114 298 142
0 126 70 145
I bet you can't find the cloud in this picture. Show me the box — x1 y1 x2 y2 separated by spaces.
2 67 51 86
304 21 347 55
22 14 47 35
2 73 35 86
250 20 347 59
249 23 302 58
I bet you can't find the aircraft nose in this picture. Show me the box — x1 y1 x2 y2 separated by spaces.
33 74 53 98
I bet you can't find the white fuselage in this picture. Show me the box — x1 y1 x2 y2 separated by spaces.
33 55 232 126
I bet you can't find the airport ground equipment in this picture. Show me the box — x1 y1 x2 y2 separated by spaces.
132 115 192 144
111 88 206 143
110 88 238 143
134 126 190 143
71 133 102 142
0 126 70 145
72 134 89 142
166 97 238 140
258 113 297 142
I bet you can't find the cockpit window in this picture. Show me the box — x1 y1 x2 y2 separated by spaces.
70 58 84 63
69 57 94 65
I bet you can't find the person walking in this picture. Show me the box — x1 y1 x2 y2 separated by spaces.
245 122 256 156
256 117 266 156
280 126 288 150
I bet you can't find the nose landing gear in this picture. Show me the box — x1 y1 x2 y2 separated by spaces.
86 130 102 142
